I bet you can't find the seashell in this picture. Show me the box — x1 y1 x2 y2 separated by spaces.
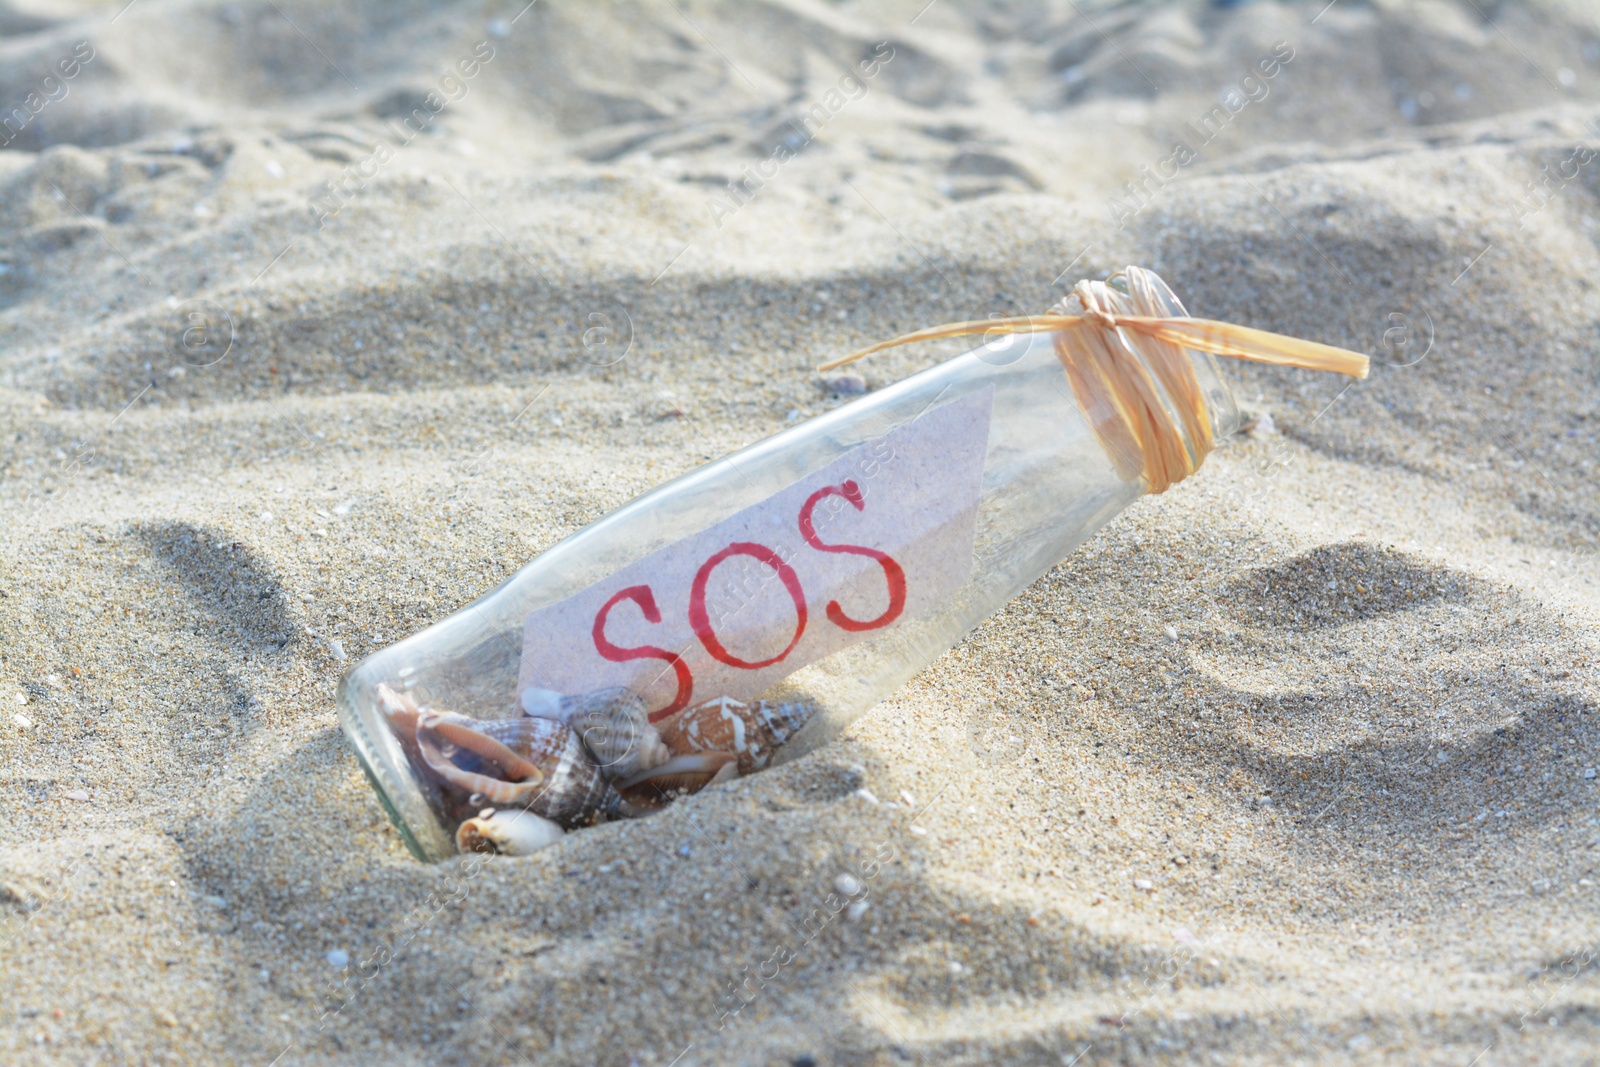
613 752 740 810
376 682 423 739
409 707 626 829
521 686 670 779
656 696 817 774
381 685 816 824
456 809 564 856
822 370 869 396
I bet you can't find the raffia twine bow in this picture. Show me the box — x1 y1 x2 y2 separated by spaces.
819 266 1369 494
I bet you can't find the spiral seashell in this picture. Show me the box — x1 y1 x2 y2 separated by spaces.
456 809 565 856
411 709 625 828
375 683 424 748
656 696 817 774
521 686 671 780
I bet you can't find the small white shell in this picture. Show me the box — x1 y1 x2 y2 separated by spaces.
519 688 563 718
613 752 739 809
456 809 564 856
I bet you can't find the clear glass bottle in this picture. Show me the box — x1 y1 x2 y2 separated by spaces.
337 324 1240 861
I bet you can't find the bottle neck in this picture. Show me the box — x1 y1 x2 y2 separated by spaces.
1189 349 1243 445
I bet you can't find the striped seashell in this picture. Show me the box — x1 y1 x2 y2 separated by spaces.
655 696 817 774
521 686 671 780
411 709 624 828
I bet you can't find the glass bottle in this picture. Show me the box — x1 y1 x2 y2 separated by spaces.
337 281 1255 862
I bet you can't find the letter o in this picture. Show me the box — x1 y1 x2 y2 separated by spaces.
689 542 806 669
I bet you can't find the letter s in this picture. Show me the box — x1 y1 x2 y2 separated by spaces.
798 480 905 633
474 41 496 62
73 40 96 62
1273 40 1295 63
593 584 693 721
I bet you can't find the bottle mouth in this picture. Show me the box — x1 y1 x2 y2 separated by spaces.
1187 347 1242 446
817 263 1359 495
1054 268 1243 495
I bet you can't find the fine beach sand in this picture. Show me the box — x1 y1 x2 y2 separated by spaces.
5 1 1600 1063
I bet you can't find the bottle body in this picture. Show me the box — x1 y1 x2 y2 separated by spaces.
338 331 1240 861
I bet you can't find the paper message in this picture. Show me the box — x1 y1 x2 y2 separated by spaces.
519 387 993 720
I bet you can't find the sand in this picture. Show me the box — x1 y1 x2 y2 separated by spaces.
4 0 1600 1063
